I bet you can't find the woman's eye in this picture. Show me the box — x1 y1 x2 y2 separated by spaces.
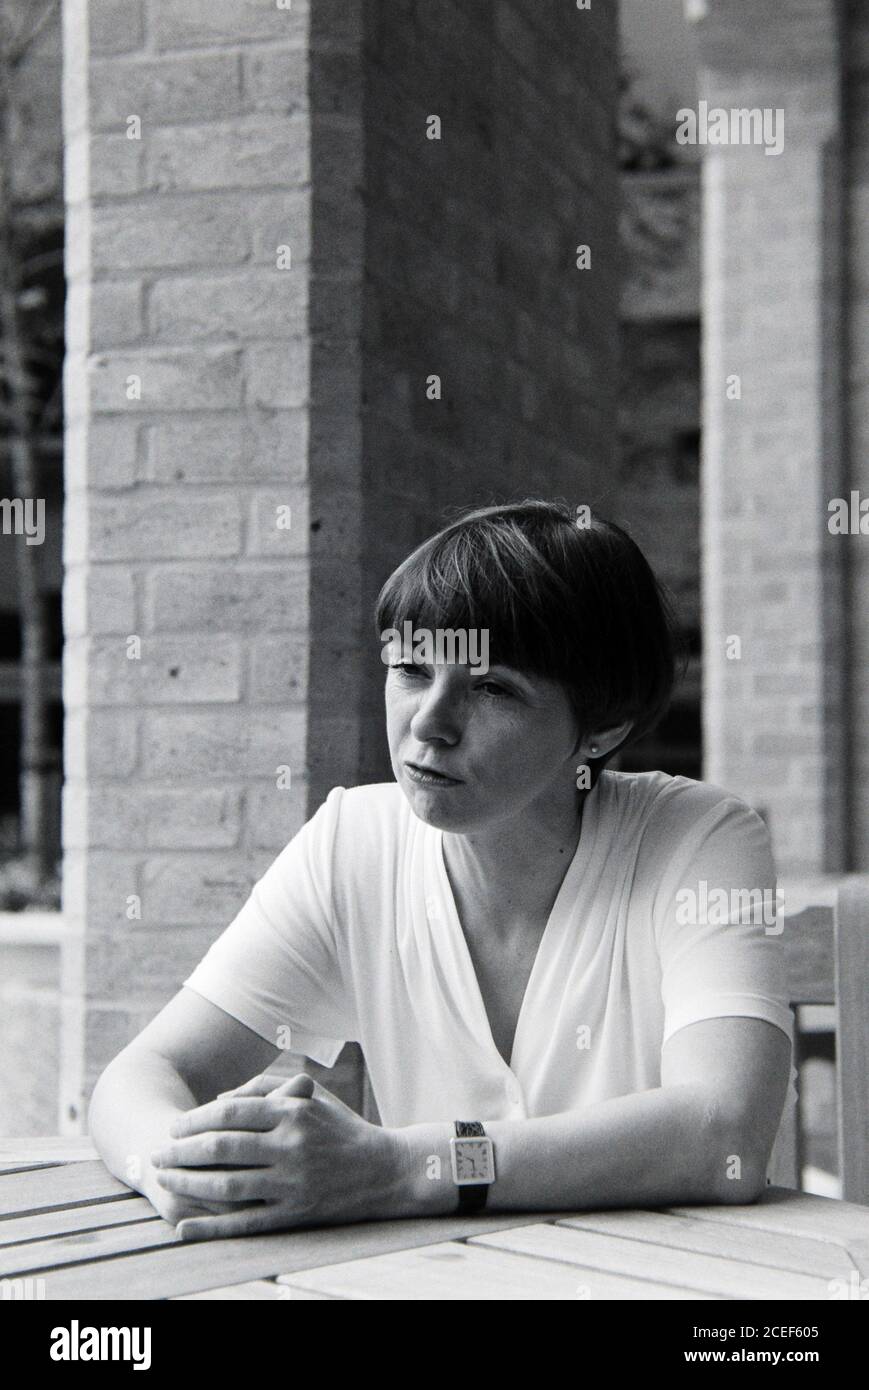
387 664 510 697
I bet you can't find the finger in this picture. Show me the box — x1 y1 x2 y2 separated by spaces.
169 1198 251 1218
169 1096 283 1138
306 1080 359 1118
216 1073 279 1100
270 1073 356 1118
271 1073 316 1101
179 1194 257 1215
212 1072 315 1112
177 1206 287 1242
156 1166 276 1202
151 1133 271 1169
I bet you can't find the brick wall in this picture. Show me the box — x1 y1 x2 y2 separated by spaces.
356 0 620 783
618 318 700 633
695 0 847 872
616 317 702 780
617 167 702 780
61 0 620 1128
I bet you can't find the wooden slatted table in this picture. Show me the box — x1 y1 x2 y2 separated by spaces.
2 1142 868 1300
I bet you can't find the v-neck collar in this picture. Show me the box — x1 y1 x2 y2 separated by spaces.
432 775 604 1074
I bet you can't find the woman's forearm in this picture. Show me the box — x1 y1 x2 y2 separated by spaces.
87 1045 200 1202
394 1084 761 1218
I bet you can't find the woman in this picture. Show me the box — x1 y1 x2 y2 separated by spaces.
88 500 794 1241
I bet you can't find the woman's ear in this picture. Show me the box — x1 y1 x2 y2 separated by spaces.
574 718 634 762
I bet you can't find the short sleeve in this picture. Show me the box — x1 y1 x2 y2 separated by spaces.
182 786 353 1067
649 790 796 1068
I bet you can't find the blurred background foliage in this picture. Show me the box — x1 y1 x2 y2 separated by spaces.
0 0 64 909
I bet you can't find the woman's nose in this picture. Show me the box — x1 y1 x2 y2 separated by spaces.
409 673 462 742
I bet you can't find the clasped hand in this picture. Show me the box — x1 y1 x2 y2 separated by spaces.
147 1072 405 1241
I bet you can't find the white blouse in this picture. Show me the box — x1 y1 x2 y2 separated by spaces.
183 769 798 1129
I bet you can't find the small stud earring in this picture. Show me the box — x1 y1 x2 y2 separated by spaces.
589 744 599 754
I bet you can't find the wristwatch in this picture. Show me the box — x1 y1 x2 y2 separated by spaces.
450 1120 495 1213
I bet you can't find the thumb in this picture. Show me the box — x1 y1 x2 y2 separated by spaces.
217 1071 278 1100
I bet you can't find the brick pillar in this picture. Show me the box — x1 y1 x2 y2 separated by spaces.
844 0 869 869
696 0 847 872
61 0 620 1128
61 0 359 1127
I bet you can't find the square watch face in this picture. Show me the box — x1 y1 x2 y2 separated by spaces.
451 1137 495 1185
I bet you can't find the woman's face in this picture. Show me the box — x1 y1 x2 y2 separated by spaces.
385 653 584 833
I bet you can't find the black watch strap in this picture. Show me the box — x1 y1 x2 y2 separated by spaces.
455 1120 486 1139
454 1120 489 1214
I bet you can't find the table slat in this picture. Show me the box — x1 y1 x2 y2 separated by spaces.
0 1138 98 1166
0 1210 596 1301
0 1162 64 1176
846 1238 869 1278
0 1219 178 1278
0 1197 155 1247
277 1240 716 1301
0 1161 129 1216
558 1209 855 1279
667 1188 869 1247
470 1225 833 1299
172 1280 332 1300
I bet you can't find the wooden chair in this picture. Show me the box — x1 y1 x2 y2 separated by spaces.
766 874 869 1205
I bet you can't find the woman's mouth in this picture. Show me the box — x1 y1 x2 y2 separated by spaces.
404 762 463 787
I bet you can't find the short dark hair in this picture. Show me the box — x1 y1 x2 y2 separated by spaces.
374 498 683 778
